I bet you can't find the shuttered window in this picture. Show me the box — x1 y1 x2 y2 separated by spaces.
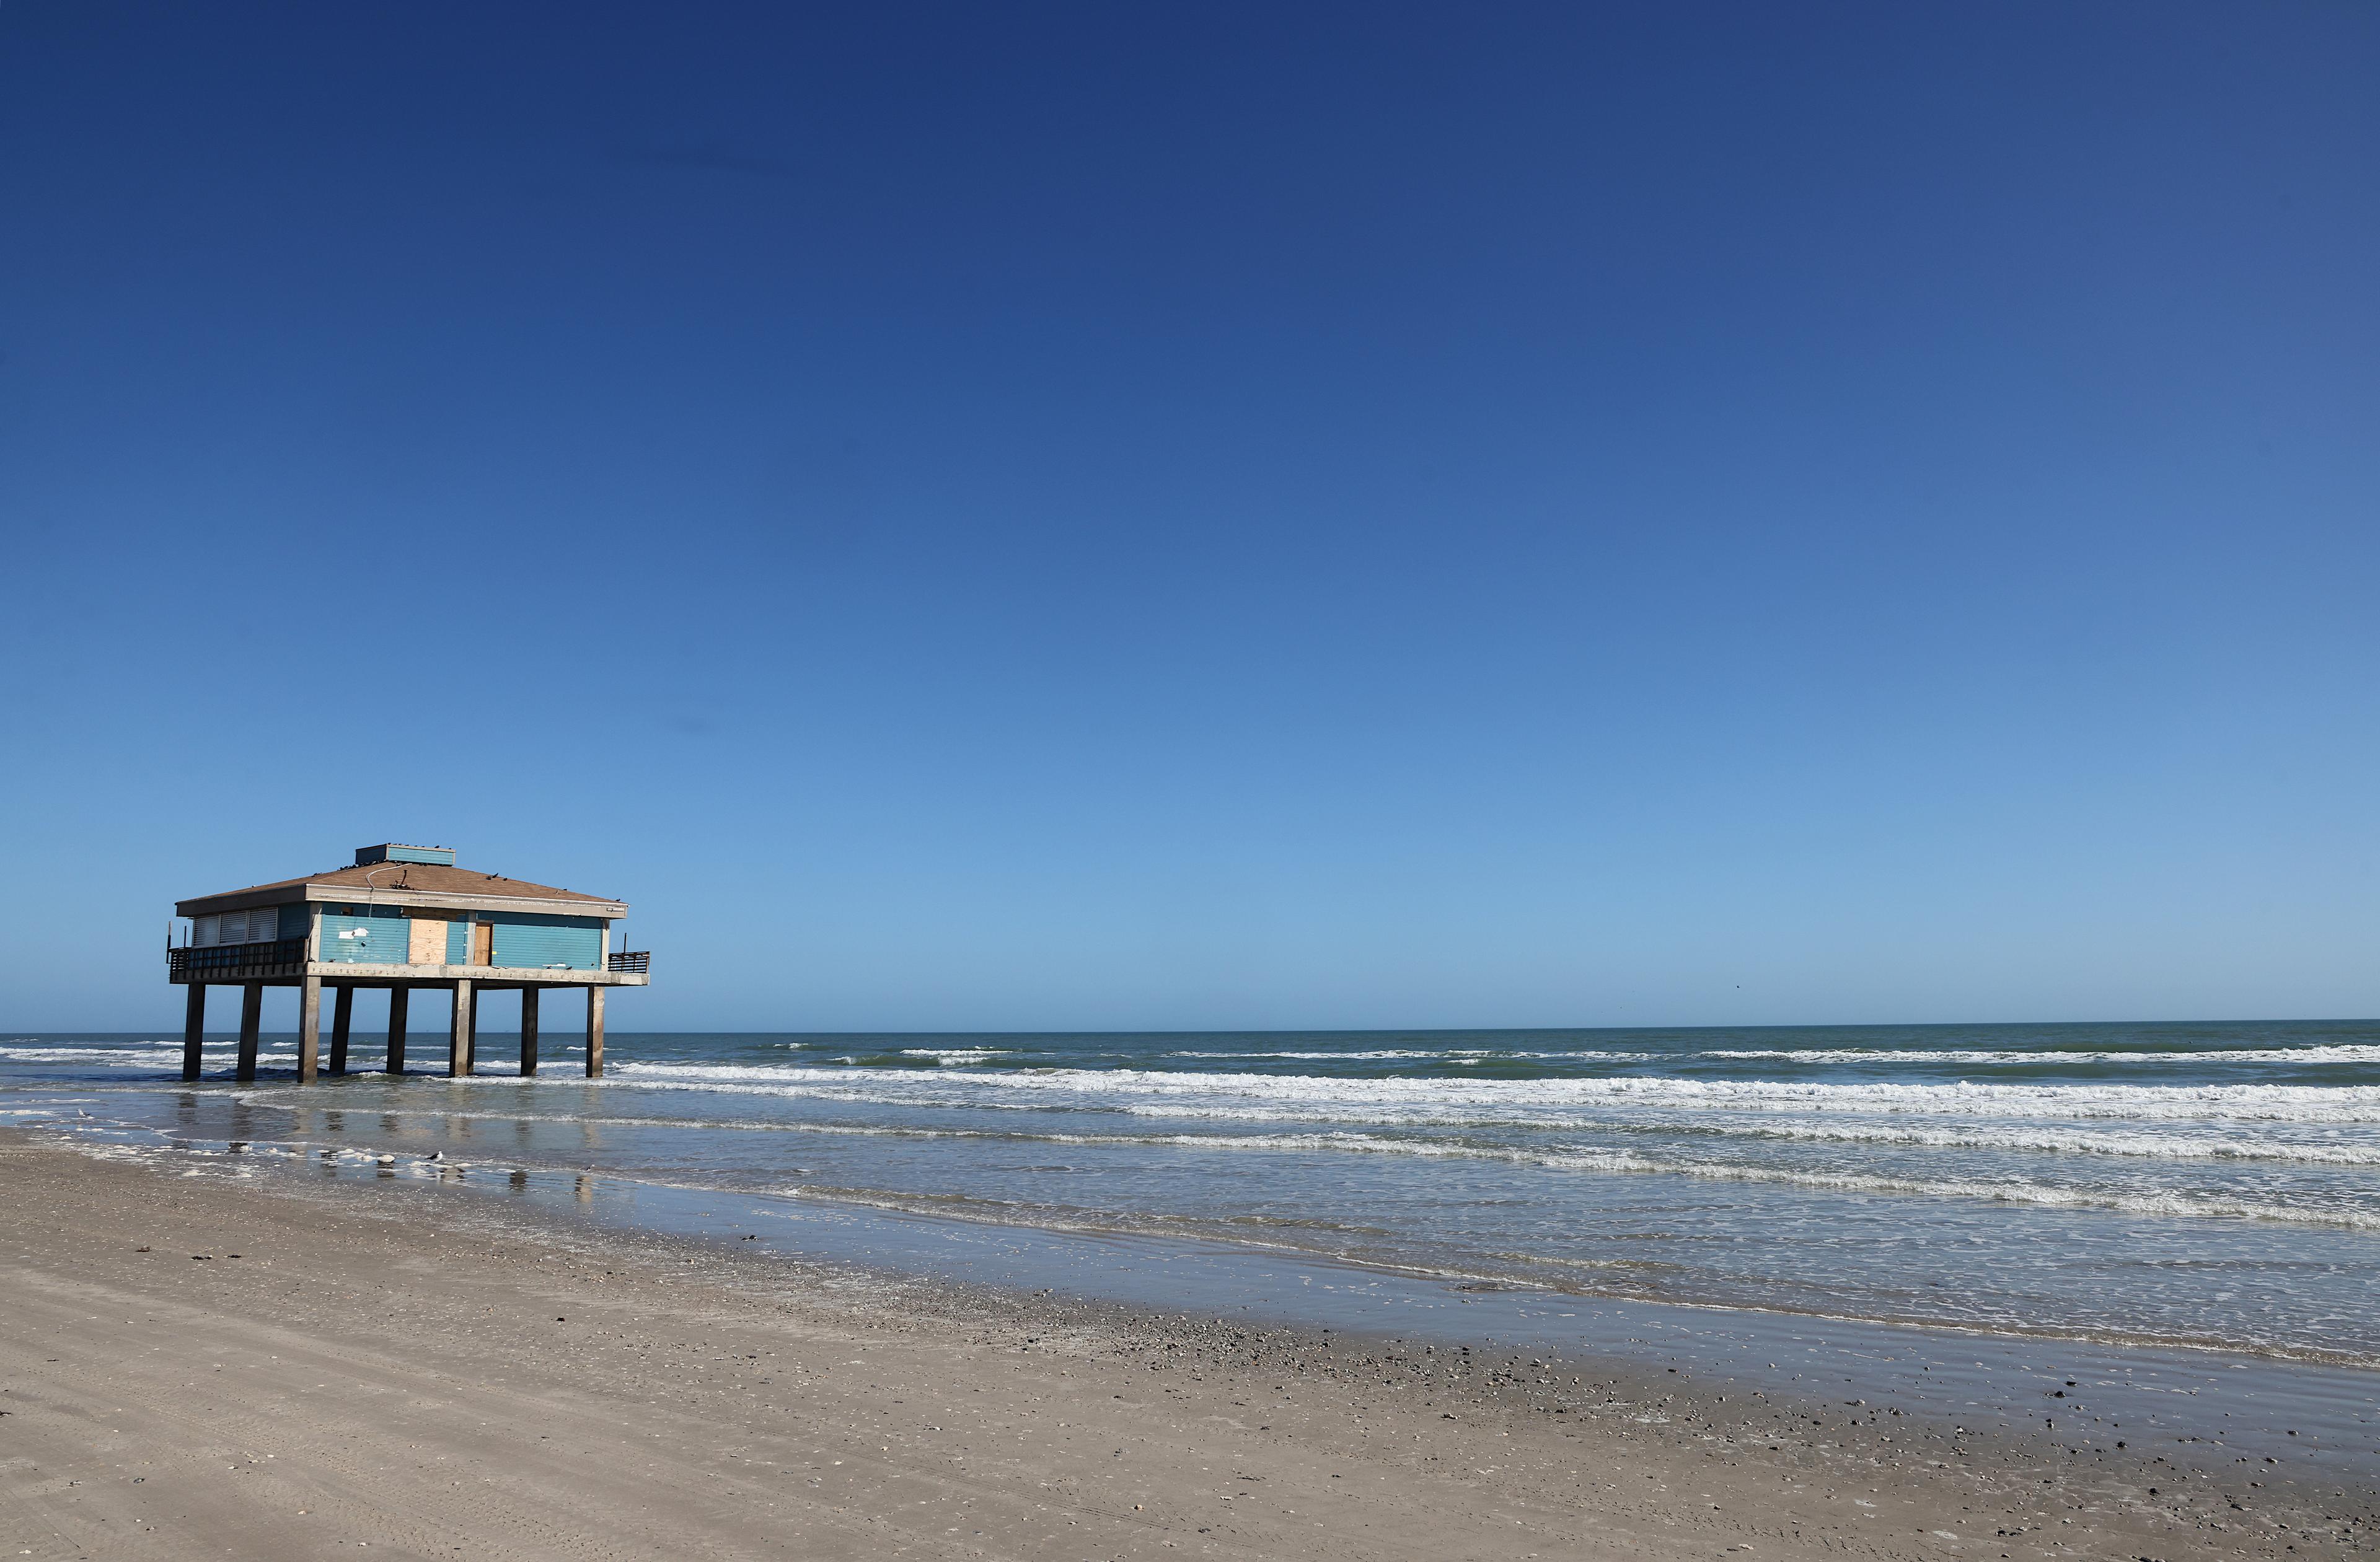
489 919 601 969
221 908 283 943
191 907 298 946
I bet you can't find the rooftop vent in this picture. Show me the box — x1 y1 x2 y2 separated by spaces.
355 843 456 867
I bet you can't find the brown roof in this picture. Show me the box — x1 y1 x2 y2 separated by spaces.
198 862 619 905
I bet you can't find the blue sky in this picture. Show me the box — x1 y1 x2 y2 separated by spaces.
4 2 2375 1031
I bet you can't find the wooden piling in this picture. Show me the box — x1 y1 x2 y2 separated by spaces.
584 986 605 1078
236 983 263 1082
297 975 322 1083
449 980 475 1077
329 985 353 1074
181 983 206 1081
520 988 539 1077
387 986 408 1074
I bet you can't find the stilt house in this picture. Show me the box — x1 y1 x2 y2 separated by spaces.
169 844 649 1082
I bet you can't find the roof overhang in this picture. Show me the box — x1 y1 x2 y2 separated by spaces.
176 885 626 919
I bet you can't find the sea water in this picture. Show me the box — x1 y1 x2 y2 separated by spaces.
5 1020 2377 1366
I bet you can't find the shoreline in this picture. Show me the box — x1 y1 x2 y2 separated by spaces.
2 1130 2369 1559
18 1067 2380 1379
24 1098 2380 1478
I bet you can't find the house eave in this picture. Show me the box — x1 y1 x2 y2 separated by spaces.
176 885 626 920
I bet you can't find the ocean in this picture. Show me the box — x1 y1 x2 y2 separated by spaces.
6 1019 2376 1372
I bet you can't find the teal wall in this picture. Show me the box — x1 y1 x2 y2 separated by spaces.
297 905 605 968
317 903 405 963
490 914 602 970
446 912 601 968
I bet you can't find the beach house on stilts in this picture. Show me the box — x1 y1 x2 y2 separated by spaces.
169 845 650 1084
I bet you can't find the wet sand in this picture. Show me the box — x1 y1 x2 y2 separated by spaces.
0 1133 2368 1560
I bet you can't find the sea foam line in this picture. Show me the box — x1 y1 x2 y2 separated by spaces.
609 1061 2380 1123
173 1089 2380 1171
1698 1044 2380 1066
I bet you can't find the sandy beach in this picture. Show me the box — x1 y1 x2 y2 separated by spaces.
1 1133 2366 1561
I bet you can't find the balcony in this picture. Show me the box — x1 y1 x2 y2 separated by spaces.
169 937 309 981
168 940 652 985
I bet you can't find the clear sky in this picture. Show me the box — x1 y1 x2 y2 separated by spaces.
3 2 2375 1032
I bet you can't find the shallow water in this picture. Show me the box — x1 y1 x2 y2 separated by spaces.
8 1020 2378 1371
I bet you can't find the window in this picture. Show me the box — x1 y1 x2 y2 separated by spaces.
194 908 284 946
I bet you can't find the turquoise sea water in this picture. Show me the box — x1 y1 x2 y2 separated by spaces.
6 1020 2378 1366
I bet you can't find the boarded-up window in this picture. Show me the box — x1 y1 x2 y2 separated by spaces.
408 918 447 965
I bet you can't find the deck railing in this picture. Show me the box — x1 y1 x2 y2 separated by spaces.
169 937 310 980
167 941 649 979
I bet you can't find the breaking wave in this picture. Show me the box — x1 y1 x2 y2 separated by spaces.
609 1061 2380 1125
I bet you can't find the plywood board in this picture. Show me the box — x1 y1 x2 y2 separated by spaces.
408 918 447 965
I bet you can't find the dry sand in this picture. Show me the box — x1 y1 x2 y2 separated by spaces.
0 1133 2366 1560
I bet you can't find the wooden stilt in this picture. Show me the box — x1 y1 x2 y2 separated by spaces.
584 986 605 1078
449 980 475 1077
236 983 263 1082
182 983 206 1081
520 987 539 1077
387 986 409 1074
329 985 353 1074
297 975 322 1083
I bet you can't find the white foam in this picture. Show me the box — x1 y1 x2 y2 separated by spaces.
1514 1151 2380 1229
1699 1045 2380 1066
0 1045 187 1064
610 1061 2380 1125
1005 1128 2380 1227
1162 1048 1666 1062
1654 1115 2380 1164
